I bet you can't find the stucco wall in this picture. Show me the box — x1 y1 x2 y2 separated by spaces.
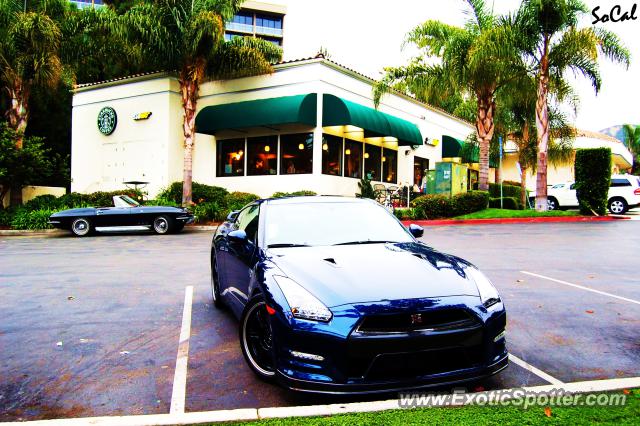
71 60 474 199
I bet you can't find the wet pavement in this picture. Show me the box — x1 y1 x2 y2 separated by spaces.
1 222 639 421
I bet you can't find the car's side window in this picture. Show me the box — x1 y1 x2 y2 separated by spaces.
234 204 260 243
611 179 631 187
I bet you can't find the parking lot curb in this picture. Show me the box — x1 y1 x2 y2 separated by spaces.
0 229 64 237
402 215 630 226
2 376 638 426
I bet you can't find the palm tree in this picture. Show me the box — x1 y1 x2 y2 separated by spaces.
622 124 640 174
374 0 522 191
121 0 282 206
0 0 69 147
0 0 70 205
513 0 630 211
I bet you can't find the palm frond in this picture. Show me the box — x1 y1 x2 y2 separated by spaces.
463 0 493 31
207 36 281 81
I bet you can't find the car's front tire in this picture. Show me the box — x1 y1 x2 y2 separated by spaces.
71 218 92 237
240 294 276 381
210 250 224 309
608 198 628 215
152 215 173 234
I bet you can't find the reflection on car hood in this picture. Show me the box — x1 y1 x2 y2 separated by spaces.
268 242 480 308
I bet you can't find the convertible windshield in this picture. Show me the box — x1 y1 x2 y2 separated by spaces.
264 201 414 247
116 195 140 207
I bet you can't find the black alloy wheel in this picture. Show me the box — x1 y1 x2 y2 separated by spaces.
240 295 276 380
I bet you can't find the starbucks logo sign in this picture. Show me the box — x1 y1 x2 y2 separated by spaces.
97 107 117 135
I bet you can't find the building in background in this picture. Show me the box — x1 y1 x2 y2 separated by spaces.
500 129 634 189
70 57 473 198
69 0 105 9
224 1 286 47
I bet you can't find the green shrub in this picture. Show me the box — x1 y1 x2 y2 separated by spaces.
0 207 16 227
489 197 522 210
452 191 490 215
160 182 229 206
357 178 376 199
23 194 61 211
143 198 180 207
10 209 55 230
192 202 221 223
411 194 452 219
489 183 522 200
575 148 611 215
56 190 142 208
393 208 416 220
271 190 317 198
226 191 260 210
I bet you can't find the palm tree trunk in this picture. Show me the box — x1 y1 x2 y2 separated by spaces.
534 37 550 212
476 94 495 191
7 80 30 206
180 78 199 207
520 166 528 208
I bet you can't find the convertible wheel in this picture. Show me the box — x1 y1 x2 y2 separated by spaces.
71 218 92 237
240 295 276 381
210 251 224 309
152 215 173 234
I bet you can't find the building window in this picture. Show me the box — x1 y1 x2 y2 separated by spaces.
364 145 382 181
247 136 277 176
322 134 342 176
413 156 429 187
383 148 397 183
344 139 363 179
216 139 245 177
232 12 253 25
281 133 313 174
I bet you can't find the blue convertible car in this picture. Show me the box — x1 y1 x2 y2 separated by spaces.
211 196 507 394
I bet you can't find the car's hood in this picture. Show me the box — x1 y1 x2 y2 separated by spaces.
50 208 96 217
267 242 480 308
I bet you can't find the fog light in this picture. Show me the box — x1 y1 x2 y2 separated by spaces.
494 330 506 342
290 350 324 362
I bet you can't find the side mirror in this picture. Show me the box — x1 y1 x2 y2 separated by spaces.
408 224 424 238
228 229 247 243
226 211 239 222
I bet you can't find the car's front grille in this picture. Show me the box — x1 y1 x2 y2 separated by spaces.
365 346 483 380
355 308 478 334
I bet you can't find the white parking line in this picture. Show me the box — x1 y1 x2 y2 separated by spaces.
170 286 194 414
509 354 564 385
521 271 640 305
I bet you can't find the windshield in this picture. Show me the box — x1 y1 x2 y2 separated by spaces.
264 201 414 247
117 195 140 207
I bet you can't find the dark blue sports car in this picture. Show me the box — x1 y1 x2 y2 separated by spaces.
211 196 507 394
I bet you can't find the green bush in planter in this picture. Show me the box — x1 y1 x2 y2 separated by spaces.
451 191 490 216
411 195 452 219
489 197 522 210
160 182 229 206
193 202 221 223
575 148 611 215
10 209 56 230
272 190 317 198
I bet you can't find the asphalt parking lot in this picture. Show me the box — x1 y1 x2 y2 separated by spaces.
1 221 639 421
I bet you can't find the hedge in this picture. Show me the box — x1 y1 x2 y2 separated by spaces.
489 183 522 200
159 182 229 206
489 197 522 210
575 148 611 215
410 191 489 219
271 190 317 198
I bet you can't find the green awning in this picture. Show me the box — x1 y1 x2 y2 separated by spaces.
443 135 498 168
322 94 423 146
195 93 317 134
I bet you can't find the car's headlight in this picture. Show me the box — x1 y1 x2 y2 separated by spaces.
273 275 332 322
467 268 501 309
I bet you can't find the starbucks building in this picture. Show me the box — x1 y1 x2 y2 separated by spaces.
71 56 474 198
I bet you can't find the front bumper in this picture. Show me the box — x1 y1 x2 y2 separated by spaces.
269 296 508 394
176 215 195 224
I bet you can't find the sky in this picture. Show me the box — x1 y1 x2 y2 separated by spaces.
276 0 640 131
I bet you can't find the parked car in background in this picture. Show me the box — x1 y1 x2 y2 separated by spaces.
48 195 194 236
533 175 640 214
210 196 507 394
